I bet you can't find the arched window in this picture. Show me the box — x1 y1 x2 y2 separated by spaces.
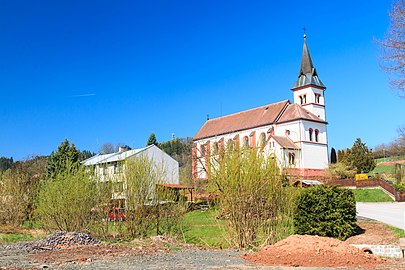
243 136 249 148
285 130 290 136
260 133 266 146
315 129 319 142
227 139 234 150
214 142 219 154
309 128 313 141
315 93 321 104
289 153 295 165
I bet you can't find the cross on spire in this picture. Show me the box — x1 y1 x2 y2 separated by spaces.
303 27 307 38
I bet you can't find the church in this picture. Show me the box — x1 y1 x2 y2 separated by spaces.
192 35 329 179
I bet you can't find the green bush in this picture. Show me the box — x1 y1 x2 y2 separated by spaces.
293 185 356 240
36 165 106 232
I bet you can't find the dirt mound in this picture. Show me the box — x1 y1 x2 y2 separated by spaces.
244 235 386 269
345 221 399 245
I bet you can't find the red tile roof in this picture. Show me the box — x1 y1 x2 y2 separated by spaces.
194 100 326 141
271 135 299 149
277 103 326 124
194 100 290 140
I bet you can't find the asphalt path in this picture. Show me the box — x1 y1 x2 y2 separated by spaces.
356 202 405 229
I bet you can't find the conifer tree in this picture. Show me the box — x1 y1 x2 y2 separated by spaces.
147 133 158 146
344 138 376 173
330 147 337 164
46 139 80 179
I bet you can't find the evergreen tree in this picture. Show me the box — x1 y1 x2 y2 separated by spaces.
0 157 13 171
330 147 337 164
147 133 158 146
79 150 95 161
344 138 376 173
46 139 80 179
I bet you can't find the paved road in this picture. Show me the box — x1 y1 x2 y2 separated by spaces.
356 202 405 229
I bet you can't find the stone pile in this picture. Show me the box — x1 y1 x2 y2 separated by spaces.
1 231 100 253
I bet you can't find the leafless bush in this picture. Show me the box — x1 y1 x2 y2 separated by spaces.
208 147 294 248
0 170 29 226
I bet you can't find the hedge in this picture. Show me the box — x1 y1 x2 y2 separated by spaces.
293 185 357 240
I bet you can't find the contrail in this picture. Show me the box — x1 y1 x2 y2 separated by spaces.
68 93 96 98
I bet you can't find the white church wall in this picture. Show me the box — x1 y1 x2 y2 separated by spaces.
301 120 328 144
300 142 329 169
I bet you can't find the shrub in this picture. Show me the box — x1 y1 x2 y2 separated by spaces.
36 165 105 232
293 185 356 240
0 170 29 226
208 147 294 248
325 162 356 179
124 157 186 238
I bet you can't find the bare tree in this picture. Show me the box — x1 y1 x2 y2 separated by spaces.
99 143 115 154
379 0 405 93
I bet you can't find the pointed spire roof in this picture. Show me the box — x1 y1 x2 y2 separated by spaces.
292 35 325 90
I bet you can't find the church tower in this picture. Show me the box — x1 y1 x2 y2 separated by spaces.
291 35 326 121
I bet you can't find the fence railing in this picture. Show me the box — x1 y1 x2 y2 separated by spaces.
326 178 405 202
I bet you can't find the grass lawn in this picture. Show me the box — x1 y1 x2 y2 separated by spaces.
371 164 395 175
0 226 46 245
180 209 228 248
353 188 394 202
386 224 405 238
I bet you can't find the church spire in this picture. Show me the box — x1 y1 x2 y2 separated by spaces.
292 34 325 90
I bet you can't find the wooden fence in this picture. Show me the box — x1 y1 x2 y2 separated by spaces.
326 178 405 202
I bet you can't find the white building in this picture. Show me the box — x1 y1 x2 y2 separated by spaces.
192 36 329 179
82 144 179 206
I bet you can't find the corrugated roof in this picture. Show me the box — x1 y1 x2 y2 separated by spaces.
193 100 290 140
271 135 299 149
277 103 326 124
81 145 152 165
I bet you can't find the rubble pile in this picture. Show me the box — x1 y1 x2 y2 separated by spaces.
1 231 100 253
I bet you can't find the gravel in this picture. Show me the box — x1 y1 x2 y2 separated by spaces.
1 231 100 253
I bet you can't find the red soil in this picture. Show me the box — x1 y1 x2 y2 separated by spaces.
244 235 386 269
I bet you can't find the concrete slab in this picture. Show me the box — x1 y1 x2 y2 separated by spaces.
356 202 405 229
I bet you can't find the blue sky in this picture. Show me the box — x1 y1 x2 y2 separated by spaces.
0 0 403 160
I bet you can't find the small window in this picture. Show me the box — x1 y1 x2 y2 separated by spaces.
309 128 313 141
243 136 249 148
315 129 319 142
113 182 124 193
114 162 123 173
260 133 266 146
289 153 295 165
286 130 290 136
214 142 219 153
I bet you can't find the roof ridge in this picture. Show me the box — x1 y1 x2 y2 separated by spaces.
207 100 290 123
